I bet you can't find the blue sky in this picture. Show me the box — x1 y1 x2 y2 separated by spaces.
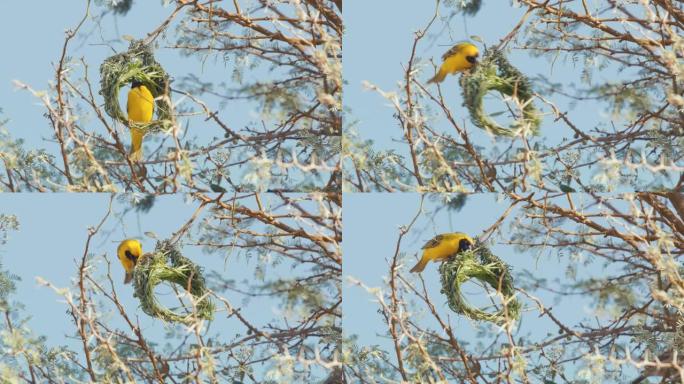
344 0 627 189
0 0 262 177
0 193 315 370
1 194 194 345
0 1 660 381
342 192 630 379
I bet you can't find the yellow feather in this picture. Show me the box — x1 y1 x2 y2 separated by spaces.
117 239 144 284
129 128 145 162
126 85 154 161
409 233 475 273
428 42 479 84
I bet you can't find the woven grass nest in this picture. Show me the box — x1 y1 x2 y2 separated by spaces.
439 243 520 324
132 240 214 324
459 49 541 137
99 39 173 132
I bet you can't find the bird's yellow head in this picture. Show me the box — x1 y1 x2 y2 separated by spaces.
117 239 143 284
461 43 479 68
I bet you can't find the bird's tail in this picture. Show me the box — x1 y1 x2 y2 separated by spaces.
409 258 428 273
129 128 144 161
427 67 447 84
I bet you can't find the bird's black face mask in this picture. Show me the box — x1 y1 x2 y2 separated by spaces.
466 55 478 64
458 239 473 252
125 250 139 265
131 80 143 88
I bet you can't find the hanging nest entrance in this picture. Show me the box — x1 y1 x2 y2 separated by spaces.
439 243 520 324
132 240 214 324
459 49 541 137
99 39 173 132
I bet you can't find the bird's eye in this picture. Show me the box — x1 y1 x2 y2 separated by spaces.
466 55 477 64
125 250 138 262
458 239 472 252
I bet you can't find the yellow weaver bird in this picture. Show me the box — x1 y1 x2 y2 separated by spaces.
428 42 479 84
409 232 475 273
117 239 147 284
126 80 155 161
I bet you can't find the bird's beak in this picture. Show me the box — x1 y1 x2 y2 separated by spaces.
467 56 478 65
124 272 133 285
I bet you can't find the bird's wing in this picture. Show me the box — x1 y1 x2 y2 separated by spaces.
441 43 467 61
422 234 444 249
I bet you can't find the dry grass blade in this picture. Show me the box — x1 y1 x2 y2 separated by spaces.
133 240 214 324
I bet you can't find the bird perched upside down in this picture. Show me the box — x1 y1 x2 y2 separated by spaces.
410 232 475 273
117 239 146 284
428 42 479 84
126 80 155 161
